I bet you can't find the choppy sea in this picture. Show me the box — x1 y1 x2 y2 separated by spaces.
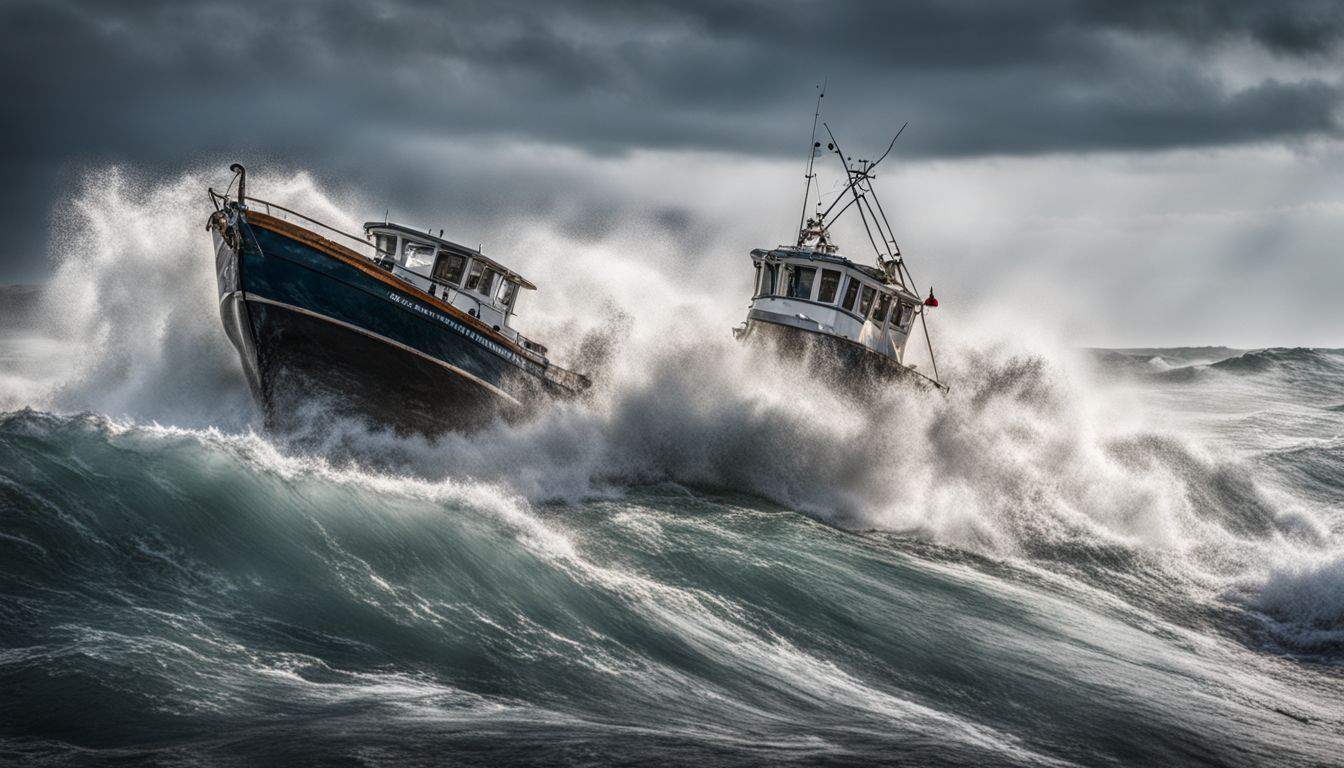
1 173 1341 766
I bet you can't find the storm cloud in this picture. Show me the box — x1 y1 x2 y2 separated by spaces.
1 0 1343 346
6 1 1343 164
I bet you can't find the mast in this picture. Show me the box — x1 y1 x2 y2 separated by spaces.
822 123 885 263
796 82 826 246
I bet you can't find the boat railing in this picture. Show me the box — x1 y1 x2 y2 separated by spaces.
214 191 501 323
208 186 550 365
250 194 387 257
210 186 391 260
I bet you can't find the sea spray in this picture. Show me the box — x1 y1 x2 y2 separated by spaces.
14 168 1341 581
2 166 1343 764
31 167 381 428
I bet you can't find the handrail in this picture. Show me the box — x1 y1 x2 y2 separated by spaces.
239 196 502 318
242 195 379 256
237 195 472 304
215 188 554 367
211 181 586 390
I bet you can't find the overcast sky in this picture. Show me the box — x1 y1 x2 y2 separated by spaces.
3 0 1343 345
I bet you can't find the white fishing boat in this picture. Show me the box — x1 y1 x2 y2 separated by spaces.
733 90 946 390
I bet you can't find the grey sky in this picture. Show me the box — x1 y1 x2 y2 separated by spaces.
2 0 1343 344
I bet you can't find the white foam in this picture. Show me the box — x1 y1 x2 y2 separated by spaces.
1252 551 1344 649
8 165 1341 650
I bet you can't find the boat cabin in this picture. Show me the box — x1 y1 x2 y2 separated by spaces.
744 247 922 363
364 222 537 343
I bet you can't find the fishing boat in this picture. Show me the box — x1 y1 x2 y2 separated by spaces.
733 91 946 390
207 164 589 434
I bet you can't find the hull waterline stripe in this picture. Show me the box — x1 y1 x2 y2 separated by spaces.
234 292 523 407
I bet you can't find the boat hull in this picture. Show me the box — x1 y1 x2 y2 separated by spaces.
737 317 928 389
211 207 567 434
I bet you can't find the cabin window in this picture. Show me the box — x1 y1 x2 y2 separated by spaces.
754 263 776 298
433 253 466 285
858 285 876 318
498 280 518 310
841 277 860 312
404 242 435 272
478 268 500 297
896 302 914 330
758 264 778 297
373 234 398 267
872 293 891 325
786 266 816 300
464 261 485 291
817 269 841 303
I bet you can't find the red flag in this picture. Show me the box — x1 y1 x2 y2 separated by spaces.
923 288 938 307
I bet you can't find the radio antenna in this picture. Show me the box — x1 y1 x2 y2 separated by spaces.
795 80 826 245
814 122 905 225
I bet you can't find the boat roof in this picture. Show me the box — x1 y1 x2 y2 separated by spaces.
752 246 918 298
365 221 537 290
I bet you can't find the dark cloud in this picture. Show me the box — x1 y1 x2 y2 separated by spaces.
1 0 1341 278
1083 0 1344 55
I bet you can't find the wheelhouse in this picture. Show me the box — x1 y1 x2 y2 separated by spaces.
365 222 537 345
731 88 945 388
747 247 923 363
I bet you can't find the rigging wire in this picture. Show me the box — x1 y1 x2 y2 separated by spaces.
782 94 944 387
796 80 826 244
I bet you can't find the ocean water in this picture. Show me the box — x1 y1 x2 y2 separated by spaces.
1 172 1342 766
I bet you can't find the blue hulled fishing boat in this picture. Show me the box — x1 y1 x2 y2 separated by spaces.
207 164 588 433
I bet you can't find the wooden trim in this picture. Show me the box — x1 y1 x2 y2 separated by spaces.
242 209 535 361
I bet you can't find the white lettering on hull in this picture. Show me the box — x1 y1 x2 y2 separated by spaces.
384 291 542 376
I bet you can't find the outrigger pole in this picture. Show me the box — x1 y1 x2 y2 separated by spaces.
818 121 947 390
812 124 904 237
921 311 942 385
818 124 919 294
796 81 827 245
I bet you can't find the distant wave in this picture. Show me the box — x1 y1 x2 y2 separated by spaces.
1088 346 1242 380
1210 346 1344 375
1091 346 1344 386
1258 439 1344 505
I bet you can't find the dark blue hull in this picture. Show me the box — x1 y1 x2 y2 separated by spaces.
210 206 568 433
